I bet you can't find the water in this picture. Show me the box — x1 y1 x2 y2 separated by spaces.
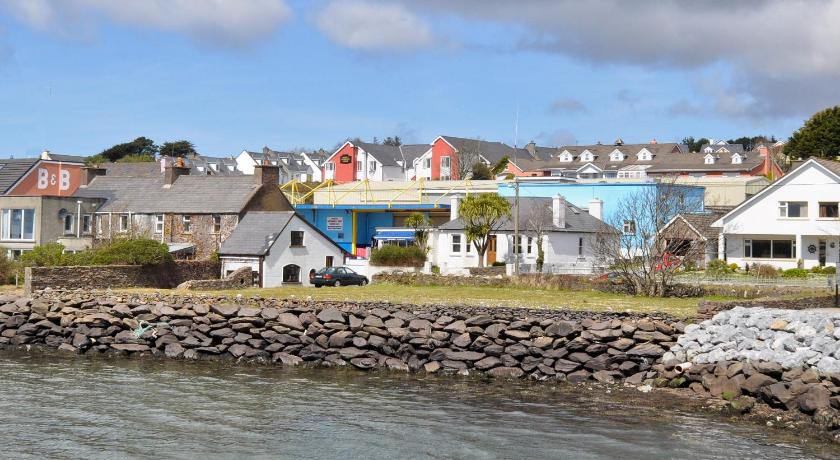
0 354 835 460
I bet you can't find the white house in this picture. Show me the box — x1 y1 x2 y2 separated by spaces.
236 148 323 183
431 195 607 274
712 158 840 270
218 211 345 287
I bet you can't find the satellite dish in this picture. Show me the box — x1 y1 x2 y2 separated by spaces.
58 208 69 219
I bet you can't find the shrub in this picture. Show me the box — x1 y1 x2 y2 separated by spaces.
19 238 172 268
492 261 506 267
781 268 809 278
705 259 732 276
20 243 68 267
810 266 837 274
728 263 739 272
754 263 779 278
370 244 426 267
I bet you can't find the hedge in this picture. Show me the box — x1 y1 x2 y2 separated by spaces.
369 245 426 267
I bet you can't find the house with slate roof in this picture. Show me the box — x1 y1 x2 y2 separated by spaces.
236 147 323 183
322 140 426 182
415 135 549 181
658 211 726 268
218 211 345 287
74 163 294 259
432 195 607 274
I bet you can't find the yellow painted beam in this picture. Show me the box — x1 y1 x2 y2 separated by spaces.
351 210 358 255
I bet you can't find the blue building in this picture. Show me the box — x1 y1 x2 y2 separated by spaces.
497 181 705 223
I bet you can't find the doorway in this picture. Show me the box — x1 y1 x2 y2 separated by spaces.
486 235 497 265
819 240 827 266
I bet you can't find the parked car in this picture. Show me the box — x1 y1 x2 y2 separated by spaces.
310 266 369 287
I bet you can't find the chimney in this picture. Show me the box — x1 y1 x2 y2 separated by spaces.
450 196 460 221
588 197 603 220
164 159 190 187
254 161 280 186
81 166 106 187
552 194 566 228
40 150 51 160
525 141 537 158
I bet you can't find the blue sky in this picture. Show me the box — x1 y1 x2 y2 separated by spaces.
1 0 837 158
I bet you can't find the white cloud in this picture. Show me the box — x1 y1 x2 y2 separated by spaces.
316 0 433 50
0 0 292 47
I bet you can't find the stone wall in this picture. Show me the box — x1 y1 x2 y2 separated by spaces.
697 296 837 321
24 261 220 294
177 267 252 290
0 291 683 384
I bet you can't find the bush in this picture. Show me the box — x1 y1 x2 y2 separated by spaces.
0 250 18 284
810 266 837 274
370 244 426 267
492 261 506 267
728 263 739 272
781 268 809 278
19 238 173 268
754 263 779 278
706 259 732 276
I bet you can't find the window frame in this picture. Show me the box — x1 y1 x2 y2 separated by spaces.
290 230 305 247
182 215 192 233
622 220 636 235
356 160 363 172
82 214 93 235
1 208 36 241
744 238 796 259
212 214 222 234
451 234 461 253
779 201 808 219
119 214 130 233
578 237 584 256
818 202 839 219
440 156 451 169
325 161 335 172
155 214 164 234
63 214 75 235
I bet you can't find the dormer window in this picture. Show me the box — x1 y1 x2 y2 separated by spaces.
579 150 594 162
609 149 624 162
704 147 713 153
636 149 652 161
717 147 730 154
558 150 574 162
704 153 716 164
731 153 743 164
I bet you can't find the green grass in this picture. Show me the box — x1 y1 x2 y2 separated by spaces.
124 282 717 318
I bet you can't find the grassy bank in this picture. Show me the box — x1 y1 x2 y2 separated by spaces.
119 283 724 318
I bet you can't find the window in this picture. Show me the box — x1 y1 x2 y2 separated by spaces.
513 235 522 254
731 154 742 164
96 215 103 234
636 149 652 161
423 158 431 169
579 151 594 162
7 249 27 260
452 234 461 253
779 201 808 218
212 214 222 233
182 215 191 233
527 237 533 254
155 214 164 234
82 214 92 235
704 154 715 165
325 162 335 171
622 220 636 235
744 239 795 259
356 160 363 172
119 214 129 232
369 161 377 172
819 202 839 218
290 230 304 246
325 256 334 267
2 209 35 241
578 237 584 256
63 214 74 235
283 264 301 283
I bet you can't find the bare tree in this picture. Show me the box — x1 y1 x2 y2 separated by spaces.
525 201 553 273
455 139 483 180
592 179 706 296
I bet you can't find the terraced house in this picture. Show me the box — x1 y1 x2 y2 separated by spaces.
74 163 294 259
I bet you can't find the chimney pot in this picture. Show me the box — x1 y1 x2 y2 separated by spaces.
164 164 190 186
588 197 603 220
552 194 566 228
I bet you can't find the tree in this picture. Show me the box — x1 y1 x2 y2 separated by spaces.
383 136 402 146
490 156 510 176
100 136 158 162
592 181 705 296
455 139 483 180
470 162 492 180
459 193 511 267
525 201 553 273
159 140 198 158
405 212 431 254
784 106 840 158
681 137 709 153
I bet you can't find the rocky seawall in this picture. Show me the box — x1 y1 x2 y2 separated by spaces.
0 291 683 383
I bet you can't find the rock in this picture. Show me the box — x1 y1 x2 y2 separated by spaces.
111 343 150 352
798 385 832 414
626 343 665 357
487 367 525 379
276 313 304 331
444 350 485 361
339 347 367 359
237 307 260 318
350 357 377 369
209 327 235 338
504 329 530 340
545 321 577 338
554 359 580 373
465 315 493 327
484 323 505 338
57 343 77 353
566 370 591 383
164 342 185 358
754 361 784 378
444 320 467 334
273 352 303 366
626 372 646 385
532 336 553 349
730 396 756 413
592 370 616 383
424 361 441 373
742 373 777 395
769 319 788 331
761 382 797 410
228 344 249 358
211 304 239 317
452 333 472 348
71 333 90 349
317 308 345 324
260 307 279 320
475 356 501 370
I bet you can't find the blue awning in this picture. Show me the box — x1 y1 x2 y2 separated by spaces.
373 230 415 240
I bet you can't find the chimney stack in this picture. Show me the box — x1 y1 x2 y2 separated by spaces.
81 166 106 187
164 159 190 187
525 141 537 158
552 194 566 228
450 196 461 221
588 197 603 220
254 160 280 186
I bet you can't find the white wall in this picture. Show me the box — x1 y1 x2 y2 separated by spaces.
220 257 260 282
412 152 433 180
719 161 840 269
235 151 257 175
263 215 345 287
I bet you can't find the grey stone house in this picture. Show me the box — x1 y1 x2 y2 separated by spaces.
74 164 294 259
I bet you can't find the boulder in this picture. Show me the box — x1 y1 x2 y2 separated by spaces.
761 382 797 409
475 356 502 370
465 315 494 326
317 308 345 324
273 352 303 366
798 385 832 414
276 313 304 331
487 367 525 379
164 342 185 358
626 343 665 357
424 361 441 373
742 373 777 395
545 321 577 338
210 304 240 317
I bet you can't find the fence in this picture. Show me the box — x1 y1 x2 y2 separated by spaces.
673 272 837 291
517 262 602 276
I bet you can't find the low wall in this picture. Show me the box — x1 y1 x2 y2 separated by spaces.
0 292 683 384
697 296 836 321
24 261 220 293
177 266 252 290
373 272 601 291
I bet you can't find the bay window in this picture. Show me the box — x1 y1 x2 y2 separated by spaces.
744 239 795 259
2 209 35 241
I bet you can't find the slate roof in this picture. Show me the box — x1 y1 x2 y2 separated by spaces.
813 158 840 177
440 135 519 164
439 197 605 233
75 175 265 213
187 155 242 176
44 153 86 163
243 148 315 175
677 212 726 239
218 211 295 256
100 162 161 177
699 143 745 154
0 158 39 193
355 142 405 166
400 144 431 164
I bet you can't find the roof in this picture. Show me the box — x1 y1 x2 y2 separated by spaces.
100 162 161 177
219 211 345 256
812 158 840 177
355 142 404 166
440 135 519 164
75 174 266 213
43 153 86 163
439 197 604 233
675 212 725 240
0 158 39 193
218 211 295 256
400 144 431 164
699 143 745 153
242 148 316 175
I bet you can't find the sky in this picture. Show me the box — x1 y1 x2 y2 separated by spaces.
1 0 839 158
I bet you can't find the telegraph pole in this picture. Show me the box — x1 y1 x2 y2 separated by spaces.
514 177 520 275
